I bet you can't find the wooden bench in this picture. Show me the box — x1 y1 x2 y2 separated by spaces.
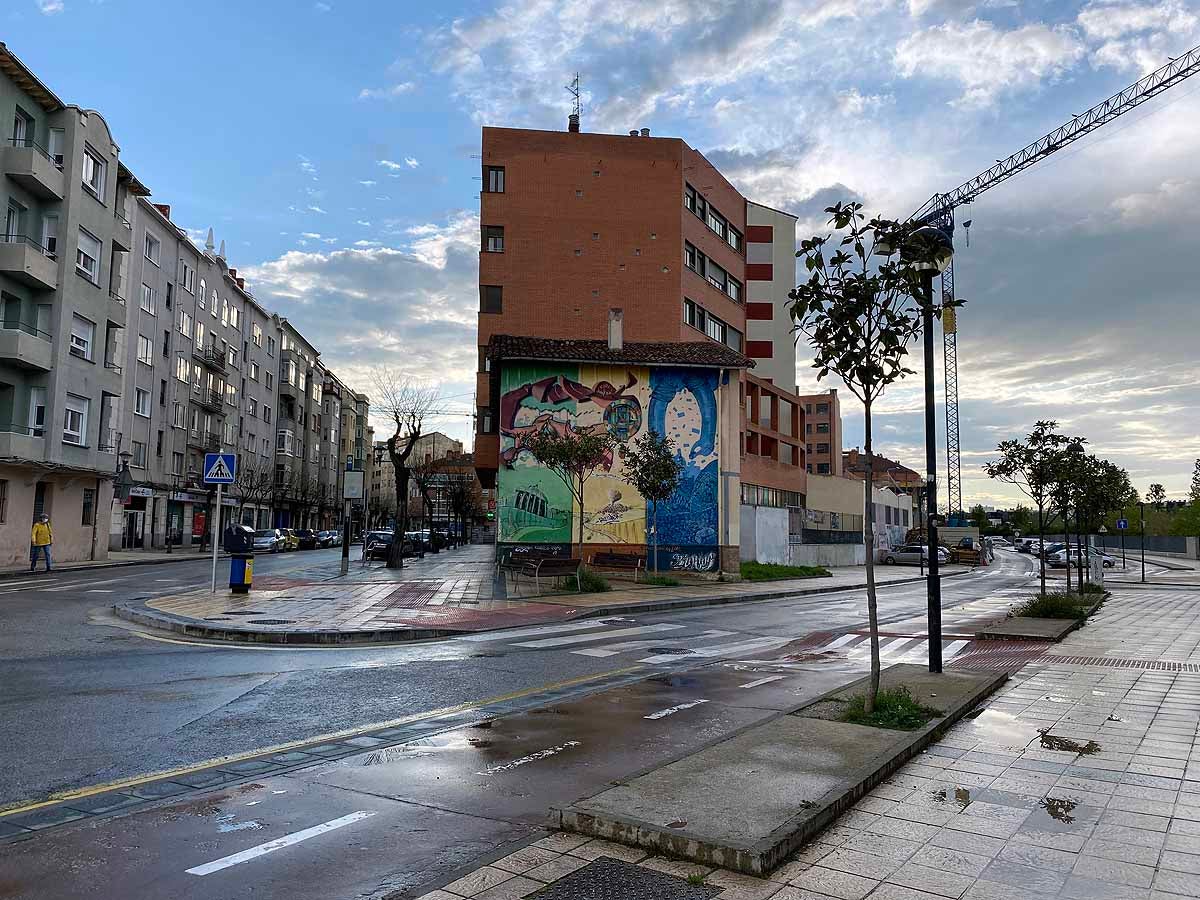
530 557 583 594
497 548 555 583
589 551 646 582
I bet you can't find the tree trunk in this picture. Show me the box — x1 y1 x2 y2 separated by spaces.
389 471 408 569
1064 506 1073 593
652 502 658 575
576 476 585 561
1037 504 1047 596
863 400 881 715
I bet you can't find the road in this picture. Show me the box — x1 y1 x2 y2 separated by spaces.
0 549 1040 899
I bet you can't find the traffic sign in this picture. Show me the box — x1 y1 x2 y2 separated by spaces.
343 470 364 500
1117 518 1129 531
203 452 236 484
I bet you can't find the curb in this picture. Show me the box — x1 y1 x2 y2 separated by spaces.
0 552 231 581
551 664 1008 875
111 569 976 646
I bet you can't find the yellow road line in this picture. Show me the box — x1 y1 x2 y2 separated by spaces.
0 665 643 819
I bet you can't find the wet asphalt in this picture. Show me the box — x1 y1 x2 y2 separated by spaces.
0 549 1039 899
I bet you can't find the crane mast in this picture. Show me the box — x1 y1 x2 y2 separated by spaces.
912 43 1200 520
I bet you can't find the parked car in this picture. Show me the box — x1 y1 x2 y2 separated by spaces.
882 544 950 566
362 530 394 560
1049 548 1115 569
252 529 284 553
316 530 339 548
279 529 300 551
295 528 319 550
989 538 1013 548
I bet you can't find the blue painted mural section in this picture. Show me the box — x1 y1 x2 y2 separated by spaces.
647 369 719 549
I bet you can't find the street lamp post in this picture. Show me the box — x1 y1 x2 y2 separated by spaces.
1140 500 1147 584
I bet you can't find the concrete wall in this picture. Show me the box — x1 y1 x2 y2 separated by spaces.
788 542 865 567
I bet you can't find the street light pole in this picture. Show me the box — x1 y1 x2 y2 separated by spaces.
920 269 942 674
1140 500 1147 584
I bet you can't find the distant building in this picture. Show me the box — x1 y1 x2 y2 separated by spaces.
843 448 923 496
796 389 842 476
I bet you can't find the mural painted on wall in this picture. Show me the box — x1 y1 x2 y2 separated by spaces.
497 363 720 567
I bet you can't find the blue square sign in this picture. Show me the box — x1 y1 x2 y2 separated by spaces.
203 452 237 484
1116 518 1129 531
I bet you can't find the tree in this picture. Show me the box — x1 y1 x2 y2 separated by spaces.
1047 440 1089 592
1191 460 1200 505
233 455 275 528
522 428 616 560
1009 505 1034 535
447 474 483 545
372 370 437 568
789 201 947 714
620 431 683 574
288 470 323 529
968 504 988 530
985 421 1073 597
1148 483 1167 509
410 454 443 554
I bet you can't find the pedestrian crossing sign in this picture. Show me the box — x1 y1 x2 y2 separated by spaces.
203 452 237 484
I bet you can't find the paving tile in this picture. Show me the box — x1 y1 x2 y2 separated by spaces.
1158 849 1200 875
638 857 715 881
961 878 1055 900
474 875 542 900
1060 874 1151 900
978 858 1068 895
786 865 878 899
927 828 1007 859
524 854 589 884
530 831 590 853
1102 810 1172 832
816 848 901 882
768 888 839 900
492 844 562 875
1081 837 1162 867
567 838 647 863
839 832 921 862
1154 869 1200 897
885 862 974 898
910 845 991 878
414 892 463 900
996 841 1078 872
1075 855 1156 888
867 885 947 900
441 865 513 897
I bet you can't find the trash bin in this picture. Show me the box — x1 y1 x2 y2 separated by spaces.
224 524 255 594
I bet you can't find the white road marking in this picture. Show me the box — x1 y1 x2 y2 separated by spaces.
644 699 709 720
476 741 582 776
740 675 786 689
570 629 733 658
515 623 685 648
943 639 970 659
457 621 609 643
815 634 858 652
640 635 790 664
86 590 115 594
185 811 377 876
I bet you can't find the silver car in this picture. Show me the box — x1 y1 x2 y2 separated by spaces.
882 544 950 566
252 528 284 553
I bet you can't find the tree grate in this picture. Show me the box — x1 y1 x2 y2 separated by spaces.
531 857 721 900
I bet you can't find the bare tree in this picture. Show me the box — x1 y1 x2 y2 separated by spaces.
372 369 437 568
447 472 482 545
234 455 276 527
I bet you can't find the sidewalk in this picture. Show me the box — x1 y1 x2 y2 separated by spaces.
420 583 1200 900
2 545 227 579
112 543 973 644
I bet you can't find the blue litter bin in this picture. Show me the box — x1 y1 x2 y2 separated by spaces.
224 524 255 594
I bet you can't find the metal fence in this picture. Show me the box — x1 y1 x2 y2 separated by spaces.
788 506 865 544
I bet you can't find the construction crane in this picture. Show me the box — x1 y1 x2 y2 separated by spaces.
911 43 1200 521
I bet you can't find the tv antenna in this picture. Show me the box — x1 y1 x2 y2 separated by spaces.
566 72 581 118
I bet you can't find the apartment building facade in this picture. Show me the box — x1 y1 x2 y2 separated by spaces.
797 388 843 476
473 123 806 571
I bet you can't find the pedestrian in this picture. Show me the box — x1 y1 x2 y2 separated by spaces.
30 514 53 572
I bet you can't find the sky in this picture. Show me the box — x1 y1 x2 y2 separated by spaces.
7 0 1199 506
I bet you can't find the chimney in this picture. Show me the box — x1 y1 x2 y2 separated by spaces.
640 127 650 137
568 113 580 133
153 203 171 220
629 130 639 137
236 277 245 289
228 268 237 280
608 308 624 351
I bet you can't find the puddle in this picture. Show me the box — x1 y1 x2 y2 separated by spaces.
361 734 476 765
1039 796 1077 824
1106 715 1122 722
1037 729 1101 755
215 813 264 833
929 788 972 810
530 708 570 715
963 707 986 719
969 709 1041 748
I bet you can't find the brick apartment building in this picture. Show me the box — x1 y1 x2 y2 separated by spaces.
473 122 806 571
797 388 843 476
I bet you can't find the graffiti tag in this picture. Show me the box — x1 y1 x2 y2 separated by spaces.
670 551 717 571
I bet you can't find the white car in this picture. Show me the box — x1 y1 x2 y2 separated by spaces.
1049 548 1115 569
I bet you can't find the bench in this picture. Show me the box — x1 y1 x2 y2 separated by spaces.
497 548 556 583
530 557 583 594
589 551 646 582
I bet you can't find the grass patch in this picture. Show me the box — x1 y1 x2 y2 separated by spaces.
686 874 707 886
642 574 681 587
840 686 942 732
740 561 831 581
1015 591 1095 620
573 568 612 593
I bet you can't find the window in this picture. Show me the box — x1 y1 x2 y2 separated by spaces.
175 355 189 383
221 298 229 326
806 443 813 453
211 290 218 317
726 276 742 303
195 320 205 350
248 397 258 417
266 372 274 390
137 334 153 365
684 185 696 213
816 442 830 454
252 323 262 347
705 314 725 344
706 208 726 239
276 430 296 455
484 165 505 193
198 279 206 309
480 284 502 313
817 463 831 474
267 336 276 356
135 388 151 417
144 232 161 265
172 402 185 428
165 283 173 309
226 382 238 406
82 147 106 199
180 261 195 293
263 406 272 424
806 423 813 434
172 452 184 475
227 346 238 368
69 315 95 360
249 361 259 381
131 440 147 468
140 283 156 315
162 328 169 358
483 225 504 252
684 242 700 274
159 379 167 406
0 479 7 523
76 229 102 283
816 402 829 414
816 422 830 434
81 488 96 526
726 226 742 253
805 404 813 414
63 394 89 445
178 311 193 338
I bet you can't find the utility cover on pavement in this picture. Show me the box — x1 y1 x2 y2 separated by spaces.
533 857 720 900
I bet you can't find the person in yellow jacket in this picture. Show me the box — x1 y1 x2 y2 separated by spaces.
30 514 52 572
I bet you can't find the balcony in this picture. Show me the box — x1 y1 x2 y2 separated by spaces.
196 389 223 413
192 343 227 373
2 138 65 201
187 430 221 452
0 322 52 370
97 428 120 454
112 210 133 251
0 235 57 291
108 289 128 321
0 423 45 458
278 378 299 399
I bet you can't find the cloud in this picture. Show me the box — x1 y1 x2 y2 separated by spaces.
314 1 331 11
300 232 322 239
895 20 1086 108
355 219 372 227
404 157 420 168
378 160 405 172
358 82 416 100
357 180 377 187
298 155 318 179
306 205 327 214
36 0 64 13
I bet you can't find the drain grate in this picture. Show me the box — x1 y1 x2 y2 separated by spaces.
223 610 267 615
1046 655 1200 673
246 619 296 626
203 617 232 621
645 647 693 656
532 857 721 899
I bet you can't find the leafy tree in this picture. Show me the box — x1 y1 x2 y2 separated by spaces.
1191 460 1200 505
788 201 948 714
1047 440 1089 592
619 431 683 573
1009 505 1034 535
968 504 988 530
985 421 1073 597
522 428 616 560
1148 483 1167 509
372 369 437 568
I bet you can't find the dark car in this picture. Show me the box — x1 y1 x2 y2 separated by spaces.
315 530 335 548
295 528 320 550
363 530 394 560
